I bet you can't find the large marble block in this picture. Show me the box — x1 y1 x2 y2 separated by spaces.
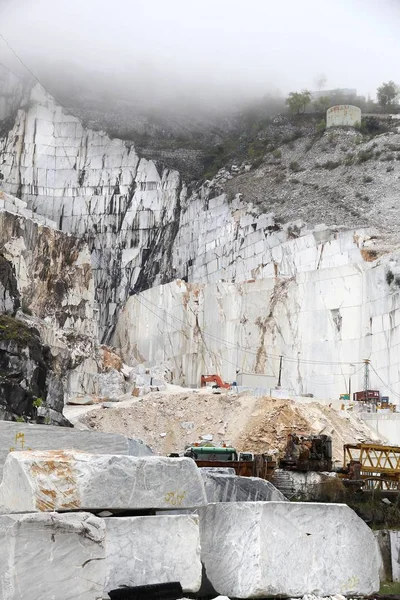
200 470 286 502
0 512 105 600
104 515 202 593
0 450 207 512
200 502 380 598
0 420 152 479
390 530 400 582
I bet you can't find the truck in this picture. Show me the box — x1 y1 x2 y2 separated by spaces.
183 444 276 480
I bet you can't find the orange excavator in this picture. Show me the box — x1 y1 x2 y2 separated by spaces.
200 374 231 390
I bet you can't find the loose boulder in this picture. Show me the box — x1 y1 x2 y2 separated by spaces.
200 502 380 598
201 470 286 502
0 512 105 600
0 450 207 512
105 515 202 593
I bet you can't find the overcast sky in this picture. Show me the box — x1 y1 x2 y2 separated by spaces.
1 0 399 106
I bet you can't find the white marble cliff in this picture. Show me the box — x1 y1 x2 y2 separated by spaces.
1 75 400 402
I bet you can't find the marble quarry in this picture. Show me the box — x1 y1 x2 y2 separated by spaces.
1 79 400 404
0 83 183 340
104 515 202 593
200 502 380 598
0 512 106 600
0 450 207 513
114 236 400 398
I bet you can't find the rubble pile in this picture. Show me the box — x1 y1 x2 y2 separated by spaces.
0 448 381 599
80 391 380 462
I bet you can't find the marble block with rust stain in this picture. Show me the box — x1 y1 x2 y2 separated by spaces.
0 450 207 512
200 501 380 598
104 515 202 593
0 512 105 600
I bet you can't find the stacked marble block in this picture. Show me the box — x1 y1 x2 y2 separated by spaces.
0 451 206 600
0 451 381 600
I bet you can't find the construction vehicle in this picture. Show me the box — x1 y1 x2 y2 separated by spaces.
339 443 400 489
279 433 333 472
184 444 276 480
200 374 231 389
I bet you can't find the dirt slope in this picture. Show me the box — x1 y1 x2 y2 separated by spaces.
81 390 381 463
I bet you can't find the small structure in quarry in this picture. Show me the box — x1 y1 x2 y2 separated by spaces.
326 104 361 128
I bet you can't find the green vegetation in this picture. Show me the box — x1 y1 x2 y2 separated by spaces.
380 582 400 594
286 90 312 115
289 161 301 172
33 398 43 408
357 149 374 163
321 160 341 170
377 80 399 111
272 149 282 159
315 119 326 135
0 315 39 348
203 138 238 179
313 96 330 114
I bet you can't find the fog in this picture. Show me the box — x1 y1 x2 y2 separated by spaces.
1 0 400 111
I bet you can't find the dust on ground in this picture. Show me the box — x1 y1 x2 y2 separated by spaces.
78 389 381 463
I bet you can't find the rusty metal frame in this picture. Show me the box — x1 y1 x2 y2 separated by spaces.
343 443 400 489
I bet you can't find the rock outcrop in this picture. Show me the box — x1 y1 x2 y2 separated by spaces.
1 71 400 404
0 83 183 340
113 229 400 397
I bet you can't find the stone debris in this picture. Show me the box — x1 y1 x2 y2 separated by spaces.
201 470 286 502
104 515 202 593
0 450 207 512
0 512 105 600
81 391 380 462
200 502 380 598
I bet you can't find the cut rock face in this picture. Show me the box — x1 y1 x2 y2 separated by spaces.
104 515 202 593
200 470 286 502
0 450 207 512
200 502 380 598
0 512 105 600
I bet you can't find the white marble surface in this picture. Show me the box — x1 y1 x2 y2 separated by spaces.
200 501 380 598
390 530 400 582
200 470 286 503
0 84 182 339
0 450 207 512
114 243 400 399
0 421 152 480
0 512 105 600
104 515 202 593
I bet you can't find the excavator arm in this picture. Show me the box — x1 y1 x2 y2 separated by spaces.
200 374 231 389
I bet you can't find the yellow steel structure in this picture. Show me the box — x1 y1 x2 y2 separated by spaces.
343 443 400 489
